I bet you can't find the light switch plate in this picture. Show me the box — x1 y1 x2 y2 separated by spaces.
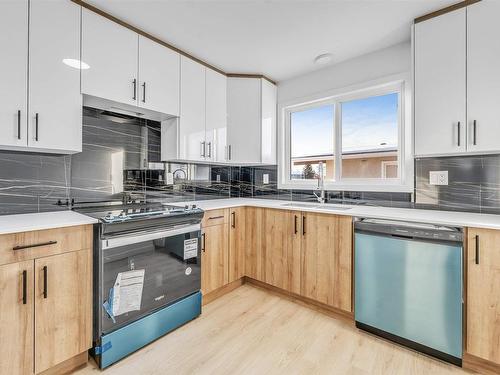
429 171 448 185
263 174 269 184
166 172 174 185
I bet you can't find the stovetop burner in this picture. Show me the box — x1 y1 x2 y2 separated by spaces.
74 202 203 226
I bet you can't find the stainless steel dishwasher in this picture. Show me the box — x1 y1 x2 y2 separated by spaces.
354 218 463 366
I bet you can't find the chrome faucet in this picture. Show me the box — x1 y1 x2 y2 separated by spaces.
313 162 326 204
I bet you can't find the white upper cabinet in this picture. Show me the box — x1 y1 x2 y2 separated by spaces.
82 9 138 106
0 0 81 154
414 9 466 157
227 77 277 164
29 0 82 153
261 79 277 164
205 68 227 162
467 0 500 153
0 0 28 148
138 36 180 116
179 56 206 161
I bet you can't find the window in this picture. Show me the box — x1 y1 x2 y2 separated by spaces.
290 103 334 180
280 79 411 192
341 93 399 179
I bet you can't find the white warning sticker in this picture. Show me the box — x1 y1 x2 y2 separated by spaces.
184 238 198 260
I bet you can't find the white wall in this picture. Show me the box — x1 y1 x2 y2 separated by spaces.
277 42 411 104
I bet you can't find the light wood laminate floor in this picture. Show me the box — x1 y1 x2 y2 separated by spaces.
76 284 474 375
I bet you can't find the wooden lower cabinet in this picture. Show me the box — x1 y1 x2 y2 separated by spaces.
202 223 229 294
466 227 500 366
0 260 34 375
300 212 352 312
34 249 92 374
229 207 246 282
263 209 291 290
244 207 265 282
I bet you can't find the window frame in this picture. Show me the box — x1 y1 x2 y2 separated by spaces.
278 75 413 192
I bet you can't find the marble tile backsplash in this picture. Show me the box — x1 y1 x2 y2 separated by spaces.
0 107 499 215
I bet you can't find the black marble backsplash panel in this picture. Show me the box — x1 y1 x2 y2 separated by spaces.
415 155 500 214
0 106 498 215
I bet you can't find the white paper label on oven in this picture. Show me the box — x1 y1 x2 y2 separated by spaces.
184 238 198 260
111 269 145 317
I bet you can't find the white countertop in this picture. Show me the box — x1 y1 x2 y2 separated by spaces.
0 210 98 235
178 198 500 230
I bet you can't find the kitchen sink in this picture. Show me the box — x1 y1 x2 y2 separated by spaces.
280 202 352 211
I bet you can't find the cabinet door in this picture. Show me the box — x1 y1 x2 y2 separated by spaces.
0 260 33 375
29 0 82 153
414 9 466 156
244 207 265 282
205 68 227 162
260 79 277 164
229 207 246 282
34 249 92 374
467 1 500 153
201 224 229 295
179 56 206 161
0 0 28 149
138 36 180 116
467 228 500 364
82 9 138 106
301 213 352 311
263 209 290 290
227 78 262 163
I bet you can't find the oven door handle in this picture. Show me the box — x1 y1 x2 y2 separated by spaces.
102 224 201 249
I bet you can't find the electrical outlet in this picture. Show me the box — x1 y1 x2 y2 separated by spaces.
216 174 221 182
429 171 448 186
263 174 269 184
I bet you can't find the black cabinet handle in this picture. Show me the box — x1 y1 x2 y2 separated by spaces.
457 122 461 147
17 110 21 140
35 113 39 141
132 79 137 100
294 215 298 234
43 266 48 299
302 215 306 236
22 270 27 305
231 212 236 228
208 215 224 220
473 120 477 146
228 145 232 160
142 82 146 103
207 142 212 158
201 233 206 252
13 240 57 251
475 235 479 265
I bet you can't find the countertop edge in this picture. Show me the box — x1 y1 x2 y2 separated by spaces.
0 211 99 235
178 198 500 231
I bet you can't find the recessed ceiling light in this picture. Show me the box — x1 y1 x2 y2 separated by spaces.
62 58 90 70
314 53 332 65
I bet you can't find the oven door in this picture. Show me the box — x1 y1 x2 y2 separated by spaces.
99 224 201 334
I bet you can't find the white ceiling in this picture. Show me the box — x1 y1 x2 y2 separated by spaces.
86 0 458 82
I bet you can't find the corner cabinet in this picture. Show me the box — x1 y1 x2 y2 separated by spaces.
414 1 500 157
227 77 277 164
0 224 93 375
0 0 82 154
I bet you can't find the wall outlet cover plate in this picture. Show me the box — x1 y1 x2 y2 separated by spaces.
429 171 448 186
263 174 270 184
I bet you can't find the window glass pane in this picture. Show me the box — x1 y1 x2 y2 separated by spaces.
341 93 399 179
290 104 334 180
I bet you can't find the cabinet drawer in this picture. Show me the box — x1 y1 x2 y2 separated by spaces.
202 209 229 227
0 225 92 266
